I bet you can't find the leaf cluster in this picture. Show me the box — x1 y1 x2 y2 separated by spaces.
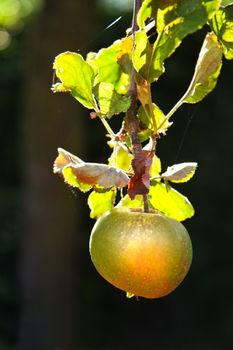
52 0 233 221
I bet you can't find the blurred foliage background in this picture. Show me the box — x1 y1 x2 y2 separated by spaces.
0 0 233 349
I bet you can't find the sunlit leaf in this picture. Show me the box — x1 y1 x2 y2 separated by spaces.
133 29 155 80
88 38 131 94
211 6 233 59
116 194 144 209
88 189 116 219
54 148 129 190
137 0 221 81
62 167 92 192
138 0 220 29
52 52 96 109
108 142 133 171
117 35 133 74
94 82 131 117
161 162 198 183
149 154 161 178
221 0 233 7
149 183 194 221
138 104 172 136
183 32 223 103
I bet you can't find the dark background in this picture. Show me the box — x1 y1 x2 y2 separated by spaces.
0 1 233 349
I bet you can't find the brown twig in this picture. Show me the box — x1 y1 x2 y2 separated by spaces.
126 0 150 212
125 0 142 154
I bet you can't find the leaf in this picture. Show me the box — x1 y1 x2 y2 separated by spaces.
221 0 233 7
138 0 220 29
94 82 131 118
136 0 221 81
117 36 133 74
54 148 129 190
161 162 198 183
149 183 194 221
88 189 116 219
138 104 172 136
149 154 162 178
62 167 92 192
108 142 133 171
116 194 144 209
210 6 233 59
183 32 223 103
52 52 96 109
88 38 131 94
128 151 154 199
137 0 156 28
133 29 155 80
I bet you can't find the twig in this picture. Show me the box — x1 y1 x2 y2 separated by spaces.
126 0 150 212
126 0 142 155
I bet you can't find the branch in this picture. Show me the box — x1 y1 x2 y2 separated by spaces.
126 0 142 155
126 1 150 213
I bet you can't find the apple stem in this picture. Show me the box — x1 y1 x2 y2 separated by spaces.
143 194 149 213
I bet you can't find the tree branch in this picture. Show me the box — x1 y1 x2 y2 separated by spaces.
126 0 150 213
126 0 142 155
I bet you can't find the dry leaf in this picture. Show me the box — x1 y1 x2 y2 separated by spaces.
54 148 129 189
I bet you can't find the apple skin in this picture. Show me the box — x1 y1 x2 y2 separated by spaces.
89 207 192 299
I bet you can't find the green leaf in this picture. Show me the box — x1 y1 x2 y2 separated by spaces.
94 82 131 118
133 29 155 80
211 6 233 59
161 162 198 183
88 37 132 94
183 32 223 103
108 142 133 171
149 183 194 221
138 0 221 29
137 0 221 81
88 189 116 219
116 194 144 209
138 104 172 135
52 52 96 109
221 1 233 8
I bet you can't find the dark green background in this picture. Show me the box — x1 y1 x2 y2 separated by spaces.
0 1 233 349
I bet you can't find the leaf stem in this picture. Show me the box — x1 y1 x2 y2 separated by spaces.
165 97 185 121
100 117 116 139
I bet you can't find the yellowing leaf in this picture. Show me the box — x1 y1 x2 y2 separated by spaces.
117 36 133 74
54 148 129 190
88 189 116 219
184 32 223 103
149 183 194 221
161 162 198 183
62 167 92 192
52 52 96 109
